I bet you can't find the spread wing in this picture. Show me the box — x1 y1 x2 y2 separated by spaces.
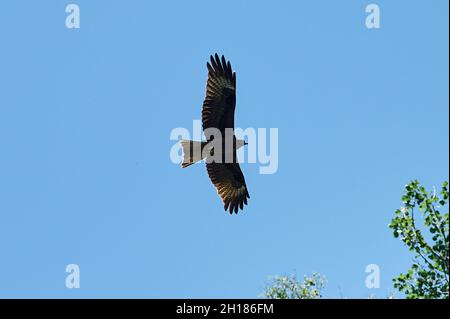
202 54 249 214
202 54 236 137
207 163 250 214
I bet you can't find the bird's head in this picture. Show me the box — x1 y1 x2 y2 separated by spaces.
236 139 247 149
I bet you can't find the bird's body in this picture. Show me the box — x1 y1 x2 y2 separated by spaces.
180 54 250 214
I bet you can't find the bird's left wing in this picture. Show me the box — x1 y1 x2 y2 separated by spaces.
206 162 250 214
202 54 236 136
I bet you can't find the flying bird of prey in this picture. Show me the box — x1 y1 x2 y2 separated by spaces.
180 54 250 214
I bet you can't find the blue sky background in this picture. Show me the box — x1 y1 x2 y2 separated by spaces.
0 0 448 298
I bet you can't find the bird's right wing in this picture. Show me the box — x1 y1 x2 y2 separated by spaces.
206 162 250 214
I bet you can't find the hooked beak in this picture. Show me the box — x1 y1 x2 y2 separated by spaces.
244 141 248 145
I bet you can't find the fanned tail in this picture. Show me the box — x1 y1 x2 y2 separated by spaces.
180 140 207 168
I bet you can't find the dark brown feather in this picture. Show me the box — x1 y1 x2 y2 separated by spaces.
202 54 236 137
206 162 250 214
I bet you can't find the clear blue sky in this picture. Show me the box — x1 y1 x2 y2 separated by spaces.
0 0 448 298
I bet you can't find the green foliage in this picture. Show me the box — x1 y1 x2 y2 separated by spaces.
389 180 449 299
262 273 326 299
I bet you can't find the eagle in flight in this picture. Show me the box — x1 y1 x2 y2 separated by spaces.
180 54 250 214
